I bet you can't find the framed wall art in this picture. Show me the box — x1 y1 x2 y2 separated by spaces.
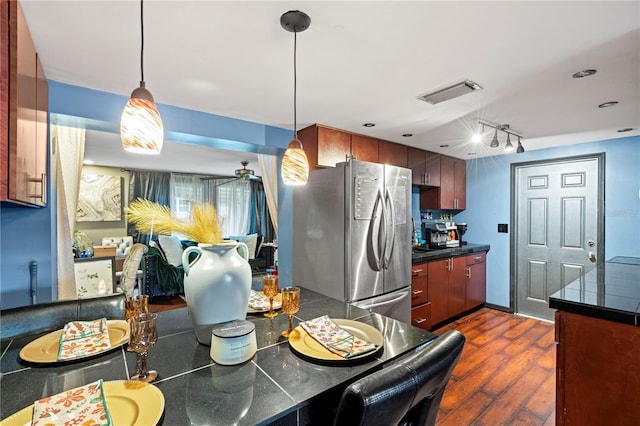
76 174 123 222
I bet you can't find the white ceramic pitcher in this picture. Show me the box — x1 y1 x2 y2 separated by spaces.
182 241 252 345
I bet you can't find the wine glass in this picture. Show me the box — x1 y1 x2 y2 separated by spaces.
125 295 148 321
128 312 158 382
281 287 300 338
262 274 279 318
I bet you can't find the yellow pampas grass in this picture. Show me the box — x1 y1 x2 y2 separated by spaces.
125 198 223 244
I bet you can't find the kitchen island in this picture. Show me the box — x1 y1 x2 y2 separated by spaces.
549 257 640 425
0 287 436 425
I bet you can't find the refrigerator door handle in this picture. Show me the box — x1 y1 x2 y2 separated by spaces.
382 188 396 269
371 189 385 271
352 290 410 310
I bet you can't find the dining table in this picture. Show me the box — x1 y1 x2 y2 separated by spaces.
0 286 437 425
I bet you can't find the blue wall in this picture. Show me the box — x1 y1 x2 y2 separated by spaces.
453 136 640 308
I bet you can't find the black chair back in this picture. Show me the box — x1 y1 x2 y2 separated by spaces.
1 293 126 340
334 329 465 426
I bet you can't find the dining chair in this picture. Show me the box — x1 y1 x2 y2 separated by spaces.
0 293 125 340
333 329 465 426
119 243 148 298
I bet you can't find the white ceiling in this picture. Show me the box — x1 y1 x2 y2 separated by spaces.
20 1 640 175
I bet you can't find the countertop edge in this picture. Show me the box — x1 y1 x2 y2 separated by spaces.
549 296 639 326
412 243 490 264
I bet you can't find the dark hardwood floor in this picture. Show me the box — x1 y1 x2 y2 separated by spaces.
434 308 556 426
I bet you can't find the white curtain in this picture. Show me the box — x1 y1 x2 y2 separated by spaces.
54 125 85 300
216 179 251 236
257 154 278 235
169 173 249 237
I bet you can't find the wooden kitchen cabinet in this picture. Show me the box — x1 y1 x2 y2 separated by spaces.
350 134 378 163
428 256 466 325
465 252 486 310
555 311 640 425
407 147 441 186
410 262 431 330
420 155 465 210
1 0 48 206
298 124 380 170
378 140 408 168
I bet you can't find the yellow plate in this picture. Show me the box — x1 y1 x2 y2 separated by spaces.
0 380 164 426
247 292 283 314
19 320 130 363
288 319 384 363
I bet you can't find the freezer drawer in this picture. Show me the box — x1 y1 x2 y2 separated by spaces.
352 288 411 324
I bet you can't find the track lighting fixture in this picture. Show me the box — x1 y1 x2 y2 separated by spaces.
120 0 164 154
478 120 525 154
280 10 311 185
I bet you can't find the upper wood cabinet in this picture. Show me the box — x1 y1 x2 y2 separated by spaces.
420 155 466 210
407 147 441 186
298 124 380 170
378 140 407 168
350 134 379 163
1 1 48 207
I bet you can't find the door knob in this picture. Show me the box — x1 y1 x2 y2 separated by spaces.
587 252 597 263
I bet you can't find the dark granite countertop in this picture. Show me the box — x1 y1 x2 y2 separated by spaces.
1 288 436 425
549 258 640 326
411 243 490 264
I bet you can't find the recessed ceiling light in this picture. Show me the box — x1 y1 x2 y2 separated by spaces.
439 144 449 148
363 123 375 127
617 128 635 133
83 159 95 165
572 69 597 78
402 133 413 137
598 101 618 108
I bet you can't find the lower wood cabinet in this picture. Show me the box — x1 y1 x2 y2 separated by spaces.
411 302 431 330
465 252 486 310
555 311 640 425
410 262 430 330
417 251 487 329
428 256 466 324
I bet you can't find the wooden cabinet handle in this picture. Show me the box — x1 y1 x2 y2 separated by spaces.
465 266 471 279
412 290 423 295
27 173 46 201
414 318 427 324
411 268 423 276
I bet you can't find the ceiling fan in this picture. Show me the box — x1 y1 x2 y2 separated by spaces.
234 161 260 181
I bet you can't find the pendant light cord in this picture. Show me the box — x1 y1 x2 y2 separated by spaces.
140 0 145 83
293 31 297 139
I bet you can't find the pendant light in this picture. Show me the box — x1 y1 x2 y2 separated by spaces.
280 10 310 185
516 136 525 153
120 0 164 154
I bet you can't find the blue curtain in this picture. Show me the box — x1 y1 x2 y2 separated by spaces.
127 171 171 244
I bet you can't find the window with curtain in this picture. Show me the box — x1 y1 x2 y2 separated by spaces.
169 173 251 237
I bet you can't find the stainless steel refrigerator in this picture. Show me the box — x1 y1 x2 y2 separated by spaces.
292 160 412 323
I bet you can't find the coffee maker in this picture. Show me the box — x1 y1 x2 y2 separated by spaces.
422 221 460 249
456 223 468 245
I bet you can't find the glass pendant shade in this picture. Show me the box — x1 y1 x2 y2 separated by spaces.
505 134 514 152
121 84 164 154
281 137 309 185
490 129 499 147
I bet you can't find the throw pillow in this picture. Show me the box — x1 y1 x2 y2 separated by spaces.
229 233 258 260
158 234 185 267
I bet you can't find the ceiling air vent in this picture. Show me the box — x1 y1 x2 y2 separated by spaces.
417 79 483 105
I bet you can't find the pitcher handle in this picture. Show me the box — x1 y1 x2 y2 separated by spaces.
236 242 249 261
182 246 202 276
